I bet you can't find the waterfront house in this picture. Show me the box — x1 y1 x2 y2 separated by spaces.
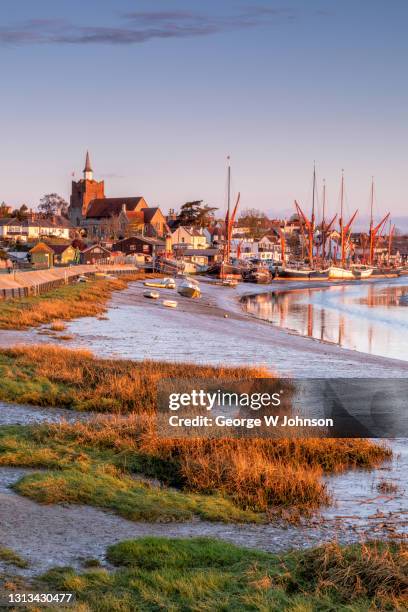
113 236 165 258
176 247 221 268
79 244 111 264
170 226 208 249
29 242 55 268
50 244 78 265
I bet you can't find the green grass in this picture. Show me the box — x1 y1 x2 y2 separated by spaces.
0 273 146 330
36 537 408 611
0 426 262 524
13 470 261 524
0 547 29 569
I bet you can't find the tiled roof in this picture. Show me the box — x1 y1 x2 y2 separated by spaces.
48 244 74 255
86 198 145 218
142 207 162 223
0 216 72 229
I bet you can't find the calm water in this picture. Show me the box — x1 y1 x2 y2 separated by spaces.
242 278 408 362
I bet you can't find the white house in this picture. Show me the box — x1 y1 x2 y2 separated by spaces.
170 226 208 250
231 235 284 262
0 217 72 242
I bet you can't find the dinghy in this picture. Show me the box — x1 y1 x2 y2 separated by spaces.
163 299 178 308
144 277 176 289
177 279 201 298
143 290 160 299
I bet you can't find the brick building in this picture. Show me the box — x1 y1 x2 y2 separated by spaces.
68 152 167 240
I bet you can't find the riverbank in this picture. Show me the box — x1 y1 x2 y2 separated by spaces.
4 537 405 611
41 276 408 378
0 272 153 329
0 278 406 587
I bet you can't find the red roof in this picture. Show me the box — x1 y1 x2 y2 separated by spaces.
86 198 145 219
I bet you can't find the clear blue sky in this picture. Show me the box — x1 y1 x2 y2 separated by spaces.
1 0 407 227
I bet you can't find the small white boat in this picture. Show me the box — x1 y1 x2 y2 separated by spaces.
143 290 160 299
163 299 178 308
144 277 176 289
222 278 238 287
77 275 88 283
177 278 201 298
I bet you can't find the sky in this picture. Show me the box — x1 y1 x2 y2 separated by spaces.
0 0 407 228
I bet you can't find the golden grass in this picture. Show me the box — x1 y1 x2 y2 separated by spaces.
49 412 390 516
49 320 66 332
0 272 150 329
294 541 408 605
0 345 269 412
0 345 392 516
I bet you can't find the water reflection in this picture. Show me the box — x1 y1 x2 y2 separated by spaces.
241 279 408 362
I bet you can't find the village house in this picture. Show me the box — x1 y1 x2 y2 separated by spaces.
229 233 285 263
0 216 72 242
28 242 78 268
118 206 167 238
177 248 221 268
29 242 55 268
68 152 167 240
79 244 111 264
170 226 209 249
113 236 165 259
51 244 78 265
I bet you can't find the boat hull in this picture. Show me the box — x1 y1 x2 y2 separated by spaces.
178 287 201 298
278 268 329 280
328 267 355 280
206 262 242 280
144 290 160 299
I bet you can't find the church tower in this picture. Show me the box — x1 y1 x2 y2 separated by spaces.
69 151 105 226
83 151 93 181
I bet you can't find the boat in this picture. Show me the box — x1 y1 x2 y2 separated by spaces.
144 277 176 289
370 267 400 278
352 265 373 279
328 265 373 280
177 279 201 298
242 266 272 283
278 267 329 280
143 290 160 299
221 278 238 287
163 299 178 308
328 266 355 280
207 262 242 280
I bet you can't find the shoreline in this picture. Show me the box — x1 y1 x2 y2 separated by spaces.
1 276 408 377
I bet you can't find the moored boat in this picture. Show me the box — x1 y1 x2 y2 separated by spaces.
144 290 160 299
242 266 272 283
352 266 373 279
278 267 329 280
328 266 355 280
177 279 201 298
144 277 176 289
162 299 178 308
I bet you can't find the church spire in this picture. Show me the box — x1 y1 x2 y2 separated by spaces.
83 151 93 181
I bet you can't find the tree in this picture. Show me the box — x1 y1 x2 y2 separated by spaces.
238 208 270 239
38 193 68 217
176 201 218 228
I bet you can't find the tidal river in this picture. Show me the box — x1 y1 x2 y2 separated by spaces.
241 277 408 362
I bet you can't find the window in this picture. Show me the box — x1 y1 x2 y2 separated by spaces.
142 245 149 253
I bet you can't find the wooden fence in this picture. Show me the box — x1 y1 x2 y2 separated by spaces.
0 264 140 301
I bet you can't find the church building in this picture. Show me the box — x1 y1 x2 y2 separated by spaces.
68 152 167 240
